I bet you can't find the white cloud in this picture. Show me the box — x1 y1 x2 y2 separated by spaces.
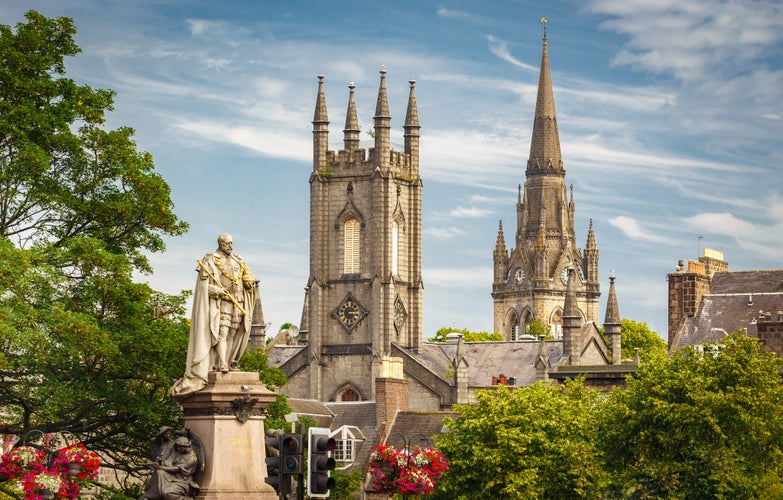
609 215 659 242
173 120 311 162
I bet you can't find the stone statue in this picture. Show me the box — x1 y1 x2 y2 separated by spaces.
140 428 204 500
171 233 256 395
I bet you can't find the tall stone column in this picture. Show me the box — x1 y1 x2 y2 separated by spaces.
174 371 279 499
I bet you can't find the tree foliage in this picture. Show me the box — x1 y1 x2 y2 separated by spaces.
433 333 783 498
428 326 504 342
434 380 608 499
0 10 191 488
620 318 667 361
601 332 783 499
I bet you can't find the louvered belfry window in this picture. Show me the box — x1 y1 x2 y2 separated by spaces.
344 218 360 274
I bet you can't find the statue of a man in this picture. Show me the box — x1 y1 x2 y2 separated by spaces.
171 233 256 396
140 436 200 500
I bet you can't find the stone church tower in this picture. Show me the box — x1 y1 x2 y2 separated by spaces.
298 69 423 402
492 33 600 339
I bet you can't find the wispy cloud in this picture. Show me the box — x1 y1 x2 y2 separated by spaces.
424 266 492 287
425 227 465 240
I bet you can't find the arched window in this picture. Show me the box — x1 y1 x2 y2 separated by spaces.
508 311 519 341
341 388 360 401
391 221 399 275
344 218 360 274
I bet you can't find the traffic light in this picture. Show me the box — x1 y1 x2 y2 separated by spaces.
307 427 336 498
281 433 304 475
264 434 291 494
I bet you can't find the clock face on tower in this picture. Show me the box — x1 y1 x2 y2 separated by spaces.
515 268 526 283
393 296 407 332
560 267 570 285
335 294 367 332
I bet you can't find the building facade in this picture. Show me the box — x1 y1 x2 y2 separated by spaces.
492 32 600 340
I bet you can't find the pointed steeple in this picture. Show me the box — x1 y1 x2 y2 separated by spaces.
527 32 563 171
374 67 391 168
495 220 507 254
404 79 420 170
585 218 599 284
494 220 508 285
343 82 360 151
604 271 622 364
604 271 620 326
312 74 329 170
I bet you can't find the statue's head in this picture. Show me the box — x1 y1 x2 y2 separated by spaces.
217 233 233 255
174 436 191 452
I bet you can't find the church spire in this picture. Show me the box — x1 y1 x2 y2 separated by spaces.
527 30 563 171
343 82 360 151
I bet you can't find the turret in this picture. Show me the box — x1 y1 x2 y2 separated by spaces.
562 268 581 364
312 75 329 170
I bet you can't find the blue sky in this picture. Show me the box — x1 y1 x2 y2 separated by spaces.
3 1 782 338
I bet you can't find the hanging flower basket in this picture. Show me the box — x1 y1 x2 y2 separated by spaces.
368 445 448 497
0 440 100 499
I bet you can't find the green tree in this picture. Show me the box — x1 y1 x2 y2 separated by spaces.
0 10 191 489
620 318 667 361
428 326 504 342
435 380 608 499
601 332 783 499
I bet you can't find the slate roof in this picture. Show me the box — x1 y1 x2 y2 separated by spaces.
383 410 458 451
670 268 783 351
415 340 564 387
326 401 378 473
710 270 783 294
265 344 305 367
673 292 783 350
287 398 334 428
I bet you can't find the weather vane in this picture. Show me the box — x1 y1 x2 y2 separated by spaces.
540 17 547 37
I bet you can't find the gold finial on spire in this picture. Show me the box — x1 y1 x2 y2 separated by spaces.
540 17 547 38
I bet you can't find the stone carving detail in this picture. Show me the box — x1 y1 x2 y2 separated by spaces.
140 428 204 500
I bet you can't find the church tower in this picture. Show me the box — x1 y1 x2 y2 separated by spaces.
492 31 600 339
301 70 423 402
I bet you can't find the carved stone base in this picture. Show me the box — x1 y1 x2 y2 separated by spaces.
173 371 279 499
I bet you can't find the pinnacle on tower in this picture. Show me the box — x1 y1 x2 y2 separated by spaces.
312 74 329 170
604 271 622 364
373 67 391 168
404 79 420 168
604 271 620 326
495 220 507 254
343 82 360 151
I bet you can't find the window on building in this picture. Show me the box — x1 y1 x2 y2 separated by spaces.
330 425 366 469
333 439 354 463
341 388 359 401
344 218 360 274
391 220 399 275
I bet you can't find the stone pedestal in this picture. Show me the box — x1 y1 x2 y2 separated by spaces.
174 371 279 499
